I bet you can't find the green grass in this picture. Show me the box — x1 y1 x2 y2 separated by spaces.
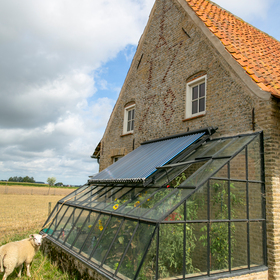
0 230 78 280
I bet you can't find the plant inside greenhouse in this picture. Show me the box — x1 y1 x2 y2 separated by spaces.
42 129 266 279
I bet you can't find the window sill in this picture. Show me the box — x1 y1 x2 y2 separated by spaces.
121 132 134 137
182 113 206 122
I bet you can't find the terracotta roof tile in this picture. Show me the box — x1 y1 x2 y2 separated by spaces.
186 0 280 99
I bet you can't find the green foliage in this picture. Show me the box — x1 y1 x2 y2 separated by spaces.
8 176 35 183
200 182 244 271
47 177 56 186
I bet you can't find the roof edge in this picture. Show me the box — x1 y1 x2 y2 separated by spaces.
141 126 217 145
176 0 271 101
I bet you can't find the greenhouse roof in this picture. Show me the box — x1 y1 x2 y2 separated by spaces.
43 130 266 280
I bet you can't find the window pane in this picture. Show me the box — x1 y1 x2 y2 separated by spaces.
164 204 184 221
249 183 263 219
117 223 155 279
64 210 90 248
230 182 246 220
188 223 208 277
158 224 184 278
80 213 110 258
186 183 207 221
199 83 205 97
72 211 99 253
131 119 134 131
117 188 157 215
93 187 123 210
127 120 131 132
76 186 103 205
131 108 135 120
210 180 229 220
91 217 122 265
192 100 198 114
216 136 255 157
248 135 261 181
202 139 232 158
136 234 157 280
103 220 138 274
250 221 264 267
144 189 193 220
181 159 229 187
212 164 228 179
199 98 205 112
84 187 113 208
230 149 246 180
128 110 132 121
109 188 144 213
47 204 68 235
52 207 74 239
210 222 229 273
232 222 247 270
60 184 89 202
192 86 198 99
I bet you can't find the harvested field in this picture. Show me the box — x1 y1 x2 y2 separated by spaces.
0 184 75 196
0 187 75 241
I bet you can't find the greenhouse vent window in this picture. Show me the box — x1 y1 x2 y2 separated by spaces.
42 130 266 280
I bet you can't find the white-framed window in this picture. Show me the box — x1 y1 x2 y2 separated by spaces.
123 104 135 134
186 75 206 119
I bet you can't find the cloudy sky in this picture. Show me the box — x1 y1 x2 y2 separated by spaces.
0 0 279 185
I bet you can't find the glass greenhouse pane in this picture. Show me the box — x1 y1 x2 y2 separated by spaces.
103 220 138 274
186 183 207 221
210 180 229 220
80 213 110 258
158 223 184 279
199 139 233 158
230 182 246 220
117 223 155 279
64 210 90 248
250 221 264 267
248 135 261 181
249 183 263 219
118 188 159 216
91 217 122 265
213 164 228 179
183 141 218 162
107 188 144 213
231 222 247 271
74 186 102 204
47 204 69 235
164 203 184 221
215 135 255 158
42 203 59 234
136 235 157 280
144 189 193 220
128 188 174 218
92 187 123 210
52 206 74 239
60 184 89 202
209 222 229 273
84 187 114 207
182 159 228 188
230 149 246 180
58 208 83 243
186 223 208 277
72 211 99 253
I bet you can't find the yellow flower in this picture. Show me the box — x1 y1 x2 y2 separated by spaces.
99 225 103 231
88 225 92 228
134 201 140 207
147 199 150 201
98 220 102 225
113 204 119 210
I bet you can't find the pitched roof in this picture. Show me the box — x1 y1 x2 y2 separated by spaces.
186 0 280 99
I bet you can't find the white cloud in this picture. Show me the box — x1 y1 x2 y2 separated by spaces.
213 0 273 20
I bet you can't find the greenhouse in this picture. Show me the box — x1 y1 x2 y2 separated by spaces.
42 128 266 279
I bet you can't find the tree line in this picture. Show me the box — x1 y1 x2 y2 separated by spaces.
8 176 35 183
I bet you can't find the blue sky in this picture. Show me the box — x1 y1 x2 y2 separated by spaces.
0 0 279 185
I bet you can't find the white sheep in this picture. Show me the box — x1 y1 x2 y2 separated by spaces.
0 233 47 280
